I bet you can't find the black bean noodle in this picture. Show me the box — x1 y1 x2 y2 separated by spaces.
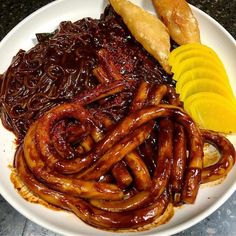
0 6 174 140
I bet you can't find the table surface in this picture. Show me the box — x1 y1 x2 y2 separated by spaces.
0 0 236 236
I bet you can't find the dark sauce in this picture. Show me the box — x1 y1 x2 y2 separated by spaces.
0 5 175 140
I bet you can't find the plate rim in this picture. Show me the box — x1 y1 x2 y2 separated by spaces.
0 1 235 236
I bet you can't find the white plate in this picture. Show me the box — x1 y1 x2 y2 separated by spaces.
0 0 236 235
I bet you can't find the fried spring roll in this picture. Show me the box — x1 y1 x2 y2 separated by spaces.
109 0 171 73
152 0 201 45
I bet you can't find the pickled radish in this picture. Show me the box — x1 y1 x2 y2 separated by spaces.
169 43 216 65
169 43 236 133
179 79 235 101
171 54 223 74
169 49 221 67
175 68 232 93
172 58 227 81
184 93 236 133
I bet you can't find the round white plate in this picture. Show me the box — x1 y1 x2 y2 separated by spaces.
0 0 236 235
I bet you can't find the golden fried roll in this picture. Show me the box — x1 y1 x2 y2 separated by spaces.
152 0 201 45
109 0 171 73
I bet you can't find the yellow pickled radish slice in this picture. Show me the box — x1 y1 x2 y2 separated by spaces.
171 53 223 73
180 79 235 101
184 92 236 113
170 43 236 133
184 92 236 133
175 68 232 94
169 43 216 65
172 58 227 81
169 48 220 67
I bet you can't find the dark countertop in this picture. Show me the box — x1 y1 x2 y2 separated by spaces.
0 0 236 236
